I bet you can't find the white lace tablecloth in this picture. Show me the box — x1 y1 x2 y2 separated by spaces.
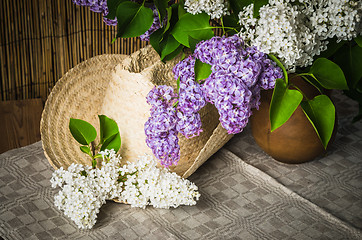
1 91 361 240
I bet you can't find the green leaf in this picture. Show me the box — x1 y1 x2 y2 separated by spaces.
100 133 121 152
309 58 348 90
229 0 253 14
317 38 346 59
194 59 212 82
98 115 119 144
160 35 181 60
269 79 304 131
163 7 173 33
301 95 335 149
116 2 154 38
253 0 268 18
188 35 199 53
92 159 97 168
154 0 168 26
93 154 103 159
178 1 186 18
223 13 241 34
177 77 180 93
162 45 183 62
80 146 91 155
333 44 362 89
149 28 164 55
171 13 214 48
268 54 288 84
106 0 125 20
69 118 97 145
355 36 362 48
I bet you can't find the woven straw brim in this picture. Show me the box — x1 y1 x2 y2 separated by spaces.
40 54 127 169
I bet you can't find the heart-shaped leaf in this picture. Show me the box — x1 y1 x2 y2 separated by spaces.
301 95 335 149
116 2 153 38
333 44 362 89
160 35 180 60
69 118 97 145
309 58 348 90
98 115 119 144
100 133 121 152
105 0 125 20
171 13 214 48
195 59 212 82
269 79 303 131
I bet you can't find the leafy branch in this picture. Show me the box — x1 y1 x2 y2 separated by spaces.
69 115 121 168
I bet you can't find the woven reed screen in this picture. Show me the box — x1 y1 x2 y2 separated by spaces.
0 0 223 101
0 0 149 101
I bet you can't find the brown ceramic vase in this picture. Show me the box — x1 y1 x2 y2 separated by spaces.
250 75 336 164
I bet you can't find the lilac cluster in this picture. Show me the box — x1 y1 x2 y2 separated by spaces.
145 86 180 168
172 56 204 138
72 0 164 41
193 35 283 134
145 81 204 167
146 35 282 166
72 0 117 26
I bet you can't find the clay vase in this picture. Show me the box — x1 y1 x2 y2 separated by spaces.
250 76 336 164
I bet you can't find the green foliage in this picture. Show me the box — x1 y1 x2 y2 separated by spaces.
333 43 362 89
171 13 214 48
116 1 154 38
253 0 268 17
69 119 97 145
301 95 335 149
228 0 253 14
154 0 168 26
194 59 212 82
69 115 121 168
80 146 91 155
100 133 121 152
99 115 120 144
106 0 126 20
269 79 303 131
309 58 348 90
355 36 362 48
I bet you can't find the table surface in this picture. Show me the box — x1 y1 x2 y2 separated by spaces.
1 91 361 240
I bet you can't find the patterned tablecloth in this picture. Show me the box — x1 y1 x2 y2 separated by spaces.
1 91 361 240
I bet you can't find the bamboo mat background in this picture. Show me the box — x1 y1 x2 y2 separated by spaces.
0 0 148 101
0 0 223 102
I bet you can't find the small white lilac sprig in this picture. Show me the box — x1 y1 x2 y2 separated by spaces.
51 149 200 229
184 0 230 19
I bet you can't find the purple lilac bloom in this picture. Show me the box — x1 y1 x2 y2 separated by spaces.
145 86 180 167
176 111 203 138
194 35 283 134
173 56 206 114
146 35 283 166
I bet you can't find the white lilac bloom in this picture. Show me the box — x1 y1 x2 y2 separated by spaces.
51 149 200 229
238 0 362 71
184 0 230 19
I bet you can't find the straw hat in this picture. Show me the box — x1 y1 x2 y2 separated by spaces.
41 46 233 178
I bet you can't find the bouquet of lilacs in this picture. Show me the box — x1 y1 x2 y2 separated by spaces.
51 115 200 229
72 0 362 165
